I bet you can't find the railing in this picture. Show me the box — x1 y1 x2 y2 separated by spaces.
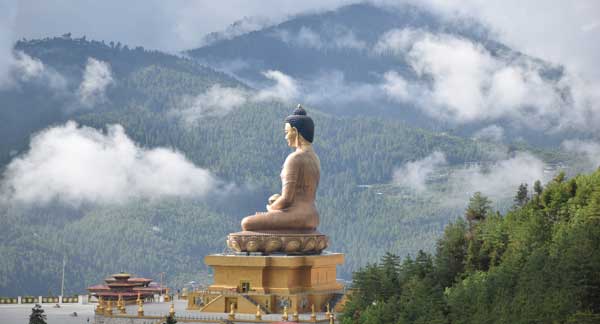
192 288 345 297
62 296 79 303
42 297 60 303
0 295 84 304
98 311 337 323
0 297 18 304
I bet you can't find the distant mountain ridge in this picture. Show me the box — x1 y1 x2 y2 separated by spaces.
188 3 498 82
186 2 572 146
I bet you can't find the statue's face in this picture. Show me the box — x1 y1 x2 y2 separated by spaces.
284 123 297 148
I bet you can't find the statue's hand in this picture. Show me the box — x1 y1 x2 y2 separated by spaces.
267 194 281 206
267 194 281 211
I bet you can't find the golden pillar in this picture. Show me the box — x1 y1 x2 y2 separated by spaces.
105 300 113 316
169 302 175 317
118 294 126 314
137 299 144 317
282 306 289 321
255 305 262 320
95 296 104 314
228 303 235 320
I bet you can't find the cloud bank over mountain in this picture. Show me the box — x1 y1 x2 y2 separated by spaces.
1 122 219 206
393 151 549 206
408 0 600 82
173 69 299 125
377 29 592 131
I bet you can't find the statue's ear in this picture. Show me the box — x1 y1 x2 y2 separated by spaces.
291 126 301 146
293 127 307 142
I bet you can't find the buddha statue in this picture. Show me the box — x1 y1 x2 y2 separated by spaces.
227 105 328 254
241 104 320 232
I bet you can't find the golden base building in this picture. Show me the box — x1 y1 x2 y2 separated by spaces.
188 252 345 314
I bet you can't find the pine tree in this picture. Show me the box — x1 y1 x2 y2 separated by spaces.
164 314 177 324
435 219 468 287
533 180 543 196
514 183 529 207
29 304 47 324
465 192 492 226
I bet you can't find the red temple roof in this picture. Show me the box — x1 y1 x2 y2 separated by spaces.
87 272 166 299
107 282 142 287
87 284 110 291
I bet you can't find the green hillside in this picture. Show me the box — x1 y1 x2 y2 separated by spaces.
342 169 600 323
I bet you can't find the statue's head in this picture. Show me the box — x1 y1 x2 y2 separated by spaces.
284 104 314 147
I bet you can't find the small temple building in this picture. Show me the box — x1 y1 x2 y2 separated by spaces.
87 272 167 302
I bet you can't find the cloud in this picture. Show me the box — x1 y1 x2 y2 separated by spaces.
276 26 323 49
1 2 65 90
175 69 300 124
176 85 249 124
0 49 67 90
176 69 387 125
78 58 114 106
303 70 380 106
374 28 424 55
398 0 600 84
407 33 559 124
472 125 504 142
199 16 273 46
0 1 65 91
1 121 219 206
255 70 299 102
381 71 410 102
273 24 366 51
12 51 43 81
449 152 547 201
580 21 600 33
393 151 446 192
561 140 600 170
376 29 600 133
393 151 549 204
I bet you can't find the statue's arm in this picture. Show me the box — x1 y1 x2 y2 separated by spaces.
269 156 298 210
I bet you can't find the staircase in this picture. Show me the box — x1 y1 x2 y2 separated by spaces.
329 292 346 311
240 294 269 314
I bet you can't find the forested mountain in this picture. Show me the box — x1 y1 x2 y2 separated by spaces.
0 35 539 296
186 3 579 146
1 36 241 167
4 2 593 299
342 169 600 323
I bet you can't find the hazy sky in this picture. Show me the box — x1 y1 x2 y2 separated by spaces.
4 0 600 81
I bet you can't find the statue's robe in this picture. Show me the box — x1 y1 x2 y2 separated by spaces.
242 148 320 232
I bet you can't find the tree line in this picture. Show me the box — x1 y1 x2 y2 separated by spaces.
342 169 600 323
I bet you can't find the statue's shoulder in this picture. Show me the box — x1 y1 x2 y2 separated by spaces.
284 150 318 167
284 151 302 164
